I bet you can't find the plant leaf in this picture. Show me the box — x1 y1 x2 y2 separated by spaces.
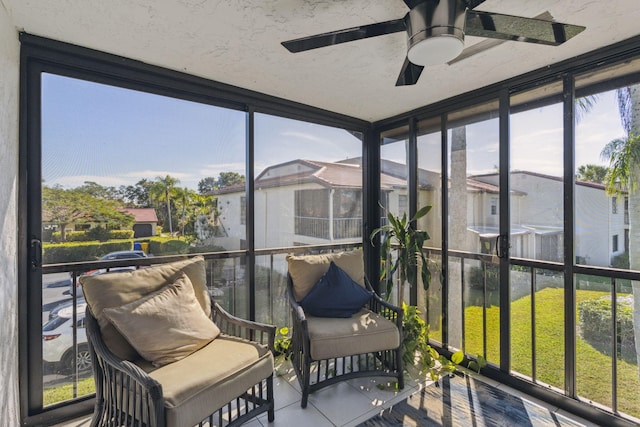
412 204 432 221
451 350 464 365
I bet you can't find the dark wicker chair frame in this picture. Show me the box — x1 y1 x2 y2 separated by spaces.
287 274 403 408
86 299 276 427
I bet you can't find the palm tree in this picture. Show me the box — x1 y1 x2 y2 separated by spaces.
150 175 179 235
601 84 640 370
174 187 197 236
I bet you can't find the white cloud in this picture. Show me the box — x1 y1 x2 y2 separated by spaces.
199 162 246 177
49 170 195 189
50 175 130 189
122 170 192 181
281 131 332 145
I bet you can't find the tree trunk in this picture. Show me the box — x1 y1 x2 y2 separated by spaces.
627 84 640 371
449 126 468 348
165 189 173 235
450 126 469 251
180 198 186 236
60 223 68 241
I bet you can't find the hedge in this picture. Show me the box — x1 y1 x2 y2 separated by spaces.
52 229 135 243
109 230 135 240
611 252 630 269
148 239 189 255
57 231 93 242
578 295 636 360
43 241 133 264
44 237 224 264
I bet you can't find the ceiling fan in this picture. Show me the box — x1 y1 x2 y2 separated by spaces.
281 0 585 86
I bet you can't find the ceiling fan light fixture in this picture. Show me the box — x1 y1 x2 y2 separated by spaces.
405 0 467 66
407 33 464 66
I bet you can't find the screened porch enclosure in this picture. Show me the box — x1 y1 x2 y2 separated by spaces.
20 34 640 427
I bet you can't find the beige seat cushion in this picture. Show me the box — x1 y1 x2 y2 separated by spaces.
103 273 220 367
81 256 210 360
287 250 365 301
137 335 274 427
306 308 400 360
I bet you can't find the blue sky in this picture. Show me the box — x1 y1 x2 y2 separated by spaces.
41 74 361 190
42 74 625 190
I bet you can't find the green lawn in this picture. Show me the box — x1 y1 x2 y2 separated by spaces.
432 288 640 418
44 377 95 407
43 287 640 418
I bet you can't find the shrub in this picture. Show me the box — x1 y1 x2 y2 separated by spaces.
578 295 636 361
468 265 500 291
110 229 135 239
63 231 93 242
52 228 135 243
148 238 189 255
611 252 630 269
43 241 133 264
187 244 225 254
87 226 111 242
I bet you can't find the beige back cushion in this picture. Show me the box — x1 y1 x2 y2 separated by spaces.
103 273 220 367
81 256 209 360
286 250 365 301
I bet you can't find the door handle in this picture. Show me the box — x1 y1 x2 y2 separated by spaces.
496 234 509 259
30 238 42 269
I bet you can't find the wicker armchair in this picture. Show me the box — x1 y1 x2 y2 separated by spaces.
82 257 275 427
286 252 403 408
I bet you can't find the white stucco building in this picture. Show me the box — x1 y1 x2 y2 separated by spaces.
214 162 626 268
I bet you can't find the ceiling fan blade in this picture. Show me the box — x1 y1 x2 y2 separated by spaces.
465 10 586 46
396 57 424 86
282 18 406 53
402 0 424 9
450 11 555 65
464 0 488 9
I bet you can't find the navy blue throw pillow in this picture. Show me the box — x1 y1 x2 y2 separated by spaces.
299 261 373 318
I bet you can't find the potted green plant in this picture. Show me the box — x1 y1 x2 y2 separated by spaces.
273 326 292 360
370 205 455 380
273 326 293 377
370 204 432 303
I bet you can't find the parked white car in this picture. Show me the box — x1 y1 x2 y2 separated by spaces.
42 302 91 373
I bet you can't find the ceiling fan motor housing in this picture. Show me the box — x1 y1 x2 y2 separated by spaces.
406 0 467 65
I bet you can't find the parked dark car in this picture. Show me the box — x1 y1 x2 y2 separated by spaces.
99 250 148 260
68 250 150 297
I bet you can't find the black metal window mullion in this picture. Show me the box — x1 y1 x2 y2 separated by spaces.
531 268 537 382
482 261 488 361
461 257 466 352
562 73 577 398
441 113 449 347
498 88 511 373
408 117 418 305
611 277 618 412
364 126 381 293
21 59 45 420
246 107 255 321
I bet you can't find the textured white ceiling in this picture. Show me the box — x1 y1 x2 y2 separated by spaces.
4 0 640 121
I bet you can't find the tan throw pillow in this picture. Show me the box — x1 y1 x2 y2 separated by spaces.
287 251 365 301
81 256 209 360
102 273 220 367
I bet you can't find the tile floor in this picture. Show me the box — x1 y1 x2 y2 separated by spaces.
55 360 598 427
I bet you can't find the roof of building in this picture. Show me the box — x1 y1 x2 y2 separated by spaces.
121 208 158 223
213 160 612 197
214 158 408 195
